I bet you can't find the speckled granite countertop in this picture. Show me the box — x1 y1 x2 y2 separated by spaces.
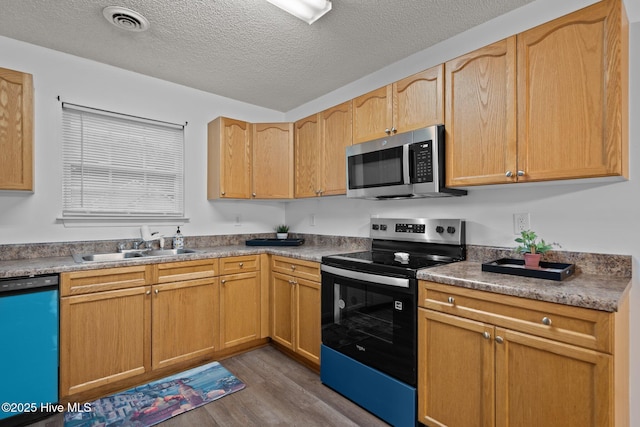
417 261 631 312
0 235 631 313
0 244 360 278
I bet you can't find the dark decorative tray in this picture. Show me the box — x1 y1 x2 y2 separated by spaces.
245 238 305 246
481 258 575 281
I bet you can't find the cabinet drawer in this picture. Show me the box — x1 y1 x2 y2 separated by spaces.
61 265 152 296
419 281 612 353
156 258 219 283
272 256 320 282
219 255 259 275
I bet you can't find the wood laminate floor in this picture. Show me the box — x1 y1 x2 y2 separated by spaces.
27 346 391 427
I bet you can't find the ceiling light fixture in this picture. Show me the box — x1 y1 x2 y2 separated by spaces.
103 6 150 32
266 0 332 24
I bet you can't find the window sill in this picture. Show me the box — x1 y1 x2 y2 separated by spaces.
57 216 189 228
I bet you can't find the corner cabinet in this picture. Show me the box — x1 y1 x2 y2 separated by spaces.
294 101 353 198
417 281 629 427
0 67 33 191
207 117 252 199
271 256 321 368
352 65 444 144
446 0 628 186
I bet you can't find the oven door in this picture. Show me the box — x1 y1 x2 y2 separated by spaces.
321 265 416 386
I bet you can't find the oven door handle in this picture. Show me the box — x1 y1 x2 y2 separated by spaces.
321 264 410 288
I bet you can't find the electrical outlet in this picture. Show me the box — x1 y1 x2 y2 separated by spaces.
514 213 530 234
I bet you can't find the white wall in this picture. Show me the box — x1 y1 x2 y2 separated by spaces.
284 0 640 424
0 36 287 244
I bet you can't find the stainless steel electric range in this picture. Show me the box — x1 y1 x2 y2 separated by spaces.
320 217 465 427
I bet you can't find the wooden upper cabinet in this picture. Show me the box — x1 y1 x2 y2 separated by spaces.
252 122 294 198
445 37 518 187
320 101 352 196
294 101 353 198
207 116 252 199
352 66 444 144
516 0 628 182
294 113 321 198
0 67 33 191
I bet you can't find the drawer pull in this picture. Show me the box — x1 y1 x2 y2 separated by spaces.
146 290 151 295
495 336 504 344
239 262 244 268
482 332 491 340
221 279 227 284
542 317 552 326
291 265 296 271
447 296 455 304
154 289 159 295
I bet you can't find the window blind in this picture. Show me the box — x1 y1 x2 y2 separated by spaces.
62 103 184 218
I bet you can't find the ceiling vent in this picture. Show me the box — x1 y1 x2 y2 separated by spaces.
103 6 150 32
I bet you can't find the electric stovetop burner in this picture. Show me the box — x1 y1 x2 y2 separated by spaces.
322 217 466 278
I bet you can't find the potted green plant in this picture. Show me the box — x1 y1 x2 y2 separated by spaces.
515 230 557 268
275 224 289 239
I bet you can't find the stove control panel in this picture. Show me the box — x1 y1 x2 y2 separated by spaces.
370 218 465 245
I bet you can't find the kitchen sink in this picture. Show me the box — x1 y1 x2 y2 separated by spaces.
72 248 198 263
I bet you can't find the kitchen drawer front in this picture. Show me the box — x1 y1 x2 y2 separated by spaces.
272 256 320 282
61 265 152 296
419 281 612 353
219 255 260 275
155 258 219 283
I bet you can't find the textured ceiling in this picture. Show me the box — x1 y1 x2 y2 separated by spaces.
0 0 544 111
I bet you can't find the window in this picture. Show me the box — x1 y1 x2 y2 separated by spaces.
62 103 184 220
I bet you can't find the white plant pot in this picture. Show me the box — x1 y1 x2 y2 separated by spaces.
276 233 288 240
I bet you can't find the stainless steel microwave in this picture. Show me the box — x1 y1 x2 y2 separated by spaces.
346 125 466 199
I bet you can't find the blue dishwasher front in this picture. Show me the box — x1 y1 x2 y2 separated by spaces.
0 275 59 426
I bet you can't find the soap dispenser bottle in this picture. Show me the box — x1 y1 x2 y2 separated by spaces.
173 226 184 249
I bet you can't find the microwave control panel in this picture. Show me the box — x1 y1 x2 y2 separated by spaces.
410 141 433 183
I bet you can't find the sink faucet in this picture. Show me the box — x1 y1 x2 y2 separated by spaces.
140 225 165 249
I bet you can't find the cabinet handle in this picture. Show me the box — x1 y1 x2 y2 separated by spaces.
517 170 525 177
221 279 226 284
505 170 513 177
154 289 159 295
288 279 297 285
482 332 491 340
291 265 296 271
385 128 391 135
221 191 226 196
447 296 455 304
239 262 244 268
146 290 151 295
542 316 552 326
391 127 397 133
252 192 256 197
495 336 504 344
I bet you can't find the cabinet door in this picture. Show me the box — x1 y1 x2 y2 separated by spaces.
294 278 320 365
320 101 352 196
0 67 33 191
495 328 612 427
393 66 444 133
207 117 252 199
60 287 151 397
294 113 321 198
352 85 393 143
418 308 495 427
271 272 294 350
219 271 261 349
445 37 517 186
516 0 627 181
252 122 294 198
151 278 217 370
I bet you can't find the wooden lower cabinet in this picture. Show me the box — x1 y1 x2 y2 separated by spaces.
219 271 261 349
418 281 629 427
151 277 218 370
60 286 151 398
271 256 321 367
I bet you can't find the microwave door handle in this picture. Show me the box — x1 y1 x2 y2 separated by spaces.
403 144 411 184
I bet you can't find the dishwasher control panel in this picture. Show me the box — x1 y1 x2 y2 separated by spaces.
0 275 59 293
